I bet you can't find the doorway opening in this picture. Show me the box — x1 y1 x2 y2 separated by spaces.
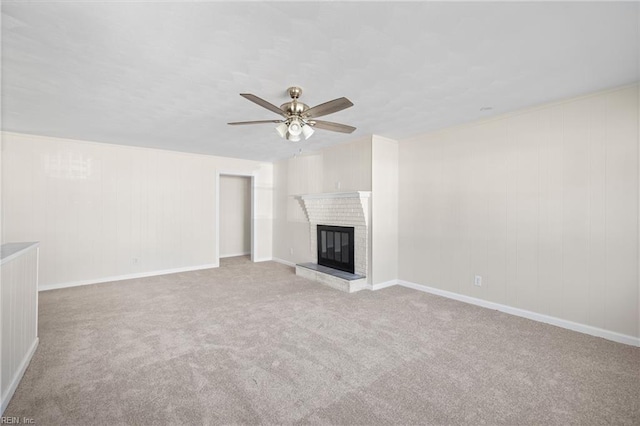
216 173 254 265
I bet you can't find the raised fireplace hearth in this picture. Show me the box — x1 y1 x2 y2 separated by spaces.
295 262 366 293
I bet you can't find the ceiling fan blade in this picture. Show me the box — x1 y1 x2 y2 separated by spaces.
240 93 286 117
228 119 284 125
309 120 356 134
304 97 354 118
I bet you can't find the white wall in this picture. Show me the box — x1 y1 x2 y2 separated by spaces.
1 132 273 289
272 136 372 266
0 137 2 250
321 136 372 192
272 153 322 265
219 175 251 257
371 136 399 285
398 84 639 339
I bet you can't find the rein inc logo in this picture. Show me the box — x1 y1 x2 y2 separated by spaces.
1 418 35 425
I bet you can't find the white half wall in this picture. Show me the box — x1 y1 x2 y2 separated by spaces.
219 175 251 257
1 132 273 289
398 84 639 339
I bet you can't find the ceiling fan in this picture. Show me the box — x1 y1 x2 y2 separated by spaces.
228 87 356 142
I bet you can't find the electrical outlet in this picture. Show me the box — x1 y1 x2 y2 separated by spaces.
336 181 341 190
474 275 482 286
289 248 294 255
133 258 139 264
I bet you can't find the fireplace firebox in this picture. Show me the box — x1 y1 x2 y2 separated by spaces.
317 225 355 274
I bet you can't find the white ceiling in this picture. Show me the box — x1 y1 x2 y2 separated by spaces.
2 1 638 162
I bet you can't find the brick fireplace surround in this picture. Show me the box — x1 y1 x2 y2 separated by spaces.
296 192 371 292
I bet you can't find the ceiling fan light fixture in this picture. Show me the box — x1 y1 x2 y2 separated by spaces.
230 87 356 141
275 122 288 138
287 132 301 142
302 123 314 140
288 118 303 136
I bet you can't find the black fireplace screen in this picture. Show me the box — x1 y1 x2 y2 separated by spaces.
317 225 355 274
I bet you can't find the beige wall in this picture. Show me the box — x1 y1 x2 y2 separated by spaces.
219 175 251 258
272 153 323 265
272 136 372 266
321 136 373 192
371 136 399 285
1 132 273 289
398 85 639 338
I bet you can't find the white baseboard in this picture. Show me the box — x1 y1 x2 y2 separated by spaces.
397 280 640 347
219 252 251 258
271 257 296 267
252 257 273 263
1 338 38 415
39 263 219 292
367 279 398 291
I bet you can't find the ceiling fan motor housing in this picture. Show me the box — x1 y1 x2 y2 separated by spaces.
281 100 309 117
281 87 309 118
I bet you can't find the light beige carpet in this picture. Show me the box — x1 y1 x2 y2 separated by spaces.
5 256 639 425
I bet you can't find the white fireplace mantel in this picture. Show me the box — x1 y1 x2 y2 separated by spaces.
299 191 371 200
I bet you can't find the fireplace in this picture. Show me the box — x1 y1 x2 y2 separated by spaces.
317 225 355 274
296 192 370 292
